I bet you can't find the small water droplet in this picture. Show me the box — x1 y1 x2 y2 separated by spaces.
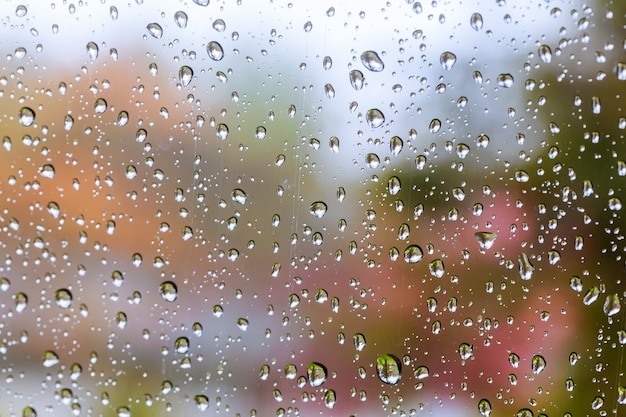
174 11 188 28
518 253 534 280
440 51 457 70
194 395 209 411
231 188 247 204
43 350 60 367
353 333 366 351
366 153 380 168
307 362 327 386
349 69 365 90
603 293 621 316
212 19 226 32
497 73 514 87
39 164 55 179
531 354 546 374
207 41 224 61
323 389 336 409
86 41 99 59
360 50 384 72
515 170 529 182
146 23 163 39
478 399 492 416
470 13 483 30
404 245 423 263
179 65 193 86
310 201 328 218
458 343 473 360
54 289 73 309
15 5 28 17
18 107 35 126
117 111 129 126
159 281 178 302
388 176 401 195
237 317 249 331
538 44 552 63
429 119 441 133
366 108 385 128
475 232 497 249
15 292 28 312
259 364 270 380
255 126 266 139
94 98 107 113
376 354 402 384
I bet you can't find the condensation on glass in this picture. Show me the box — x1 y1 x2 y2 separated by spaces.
1 0 625 416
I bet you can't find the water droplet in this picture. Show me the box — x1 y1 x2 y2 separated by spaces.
212 19 226 32
497 73 514 87
515 170 529 182
212 305 224 317
470 13 483 31
475 399 492 417
323 389 336 409
207 41 224 61
15 5 28 17
86 41 99 59
255 126 266 139
366 108 385 128
132 253 142 267
194 395 209 411
414 365 429 379
475 232 497 249
404 245 423 263
531 354 546 374
94 98 107 113
609 197 622 210
111 270 124 287
376 354 402 384
216 123 229 140
603 293 621 316
592 96 601 114
324 83 335 99
174 11 188 28
175 336 189 354
159 281 178 302
231 188 247 204
459 343 473 360
429 119 441 133
388 176 401 195
116 311 128 329
303 20 313 32
237 317 249 331
54 289 73 309
366 153 380 168
43 350 59 367
360 50 384 72
116 406 131 417
538 44 552 63
109 6 118 20
307 362 327 386
15 292 27 312
179 65 193 86
429 259 445 278
259 364 270 380
39 164 55 179
518 253 534 280
182 226 193 241
18 107 35 126
47 202 61 218
117 111 129 126
353 333 366 351
146 23 163 39
310 201 328 218
349 69 365 90
440 51 457 70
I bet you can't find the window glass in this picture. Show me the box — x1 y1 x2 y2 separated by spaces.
1 1 625 416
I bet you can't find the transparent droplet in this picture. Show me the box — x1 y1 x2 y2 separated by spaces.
353 333 366 351
310 201 328 218
159 281 178 302
179 65 193 86
538 44 552 63
360 50 384 72
207 41 224 61
212 305 224 318
194 395 209 411
237 318 249 331
15 292 28 313
603 293 621 316
18 107 35 126
440 51 457 70
458 343 473 360
470 13 483 31
255 126 266 139
182 226 193 241
518 253 534 280
609 197 622 210
515 170 529 182
349 69 365 90
414 365 429 379
174 11 188 28
388 176 401 195
116 406 131 417
329 136 340 153
39 164 55 179
497 73 514 87
477 399 492 416
15 5 28 17
146 23 163 39
366 153 380 168
376 354 402 385
429 119 441 133
307 362 327 387
109 6 118 20
323 389 336 409
404 245 423 263
22 407 36 417
231 188 247 204
429 259 445 278
216 123 229 140
531 354 546 374
303 20 313 32
175 337 189 354
111 270 124 287
117 111 129 126
366 108 385 128
212 19 226 32
324 83 335 99
115 311 128 329
94 98 107 113
54 289 73 309
390 136 403 156
47 202 61 218
43 350 60 367
259 364 270 380
475 232 497 249
86 41 99 59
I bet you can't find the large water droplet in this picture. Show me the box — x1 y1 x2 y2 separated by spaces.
603 293 621 316
353 333 366 351
159 281 178 302
18 107 35 126
231 188 247 204
388 176 401 195
349 69 365 90
43 350 60 367
86 41 99 59
39 164 55 179
54 289 73 309
538 44 552 63
365 108 385 128
194 395 209 411
404 245 423 263
458 342 473 360
531 354 546 374
179 65 193 86
360 50 384 72
207 41 224 61
475 232 497 249
478 399 492 416
440 51 457 70
497 73 514 87
376 354 402 384
310 201 328 218
146 23 163 39
174 11 188 28
323 389 336 409
307 362 327 387
518 252 534 280
470 13 483 31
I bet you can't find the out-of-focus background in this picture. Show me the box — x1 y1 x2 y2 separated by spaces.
1 1 625 416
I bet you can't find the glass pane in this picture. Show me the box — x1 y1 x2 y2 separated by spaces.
1 1 625 416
